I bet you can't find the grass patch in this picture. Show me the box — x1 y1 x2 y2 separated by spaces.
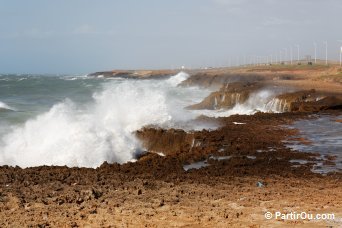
317 72 342 83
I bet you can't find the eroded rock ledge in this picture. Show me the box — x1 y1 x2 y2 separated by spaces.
88 69 177 79
187 82 262 110
187 81 342 112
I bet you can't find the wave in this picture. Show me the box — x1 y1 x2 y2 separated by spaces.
60 75 94 81
0 101 15 112
0 72 206 168
165 71 189 86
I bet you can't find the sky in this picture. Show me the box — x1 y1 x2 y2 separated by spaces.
0 0 341 74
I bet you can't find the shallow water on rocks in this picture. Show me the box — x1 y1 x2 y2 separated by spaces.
183 160 209 171
285 115 342 174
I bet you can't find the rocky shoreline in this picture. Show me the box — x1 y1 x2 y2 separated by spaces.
1 65 342 227
88 69 178 79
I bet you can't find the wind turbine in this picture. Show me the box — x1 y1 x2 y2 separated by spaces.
283 48 288 64
313 42 317 64
324 41 328 65
338 40 342 67
296 45 300 63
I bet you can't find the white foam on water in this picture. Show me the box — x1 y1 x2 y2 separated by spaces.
60 75 95 81
0 101 15 111
194 90 279 117
183 160 209 171
165 71 189 87
0 72 209 168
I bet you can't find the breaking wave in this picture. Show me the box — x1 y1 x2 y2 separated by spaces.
0 72 209 168
166 71 190 86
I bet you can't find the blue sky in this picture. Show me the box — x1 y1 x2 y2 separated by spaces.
0 0 341 74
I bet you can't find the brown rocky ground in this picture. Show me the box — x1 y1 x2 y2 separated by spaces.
1 64 342 227
1 112 341 227
181 64 342 112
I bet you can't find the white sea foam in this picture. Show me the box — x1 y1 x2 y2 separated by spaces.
61 75 94 80
165 71 189 86
64 77 78 81
195 90 280 117
0 101 15 111
0 72 208 168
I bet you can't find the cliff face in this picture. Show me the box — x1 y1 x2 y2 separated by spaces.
267 90 342 112
187 82 262 110
187 85 342 112
290 96 342 112
264 90 318 112
135 128 194 155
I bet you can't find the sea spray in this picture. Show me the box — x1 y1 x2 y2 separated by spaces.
165 71 189 86
0 72 210 168
195 89 281 117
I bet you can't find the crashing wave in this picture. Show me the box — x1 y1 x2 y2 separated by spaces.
0 72 208 168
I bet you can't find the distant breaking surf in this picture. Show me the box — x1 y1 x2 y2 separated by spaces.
0 101 15 111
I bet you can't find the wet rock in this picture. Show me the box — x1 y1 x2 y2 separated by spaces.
187 82 261 110
270 90 342 112
294 96 342 112
136 128 193 155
